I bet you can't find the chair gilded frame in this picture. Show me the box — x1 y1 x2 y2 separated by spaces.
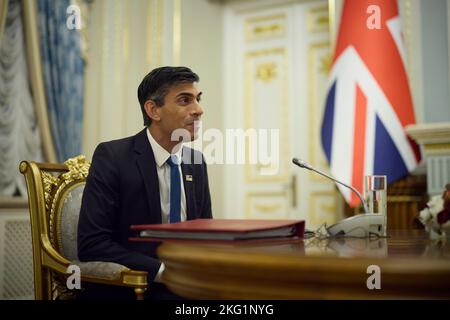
20 155 148 299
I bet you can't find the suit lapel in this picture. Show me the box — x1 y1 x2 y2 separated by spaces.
134 129 162 224
182 146 196 220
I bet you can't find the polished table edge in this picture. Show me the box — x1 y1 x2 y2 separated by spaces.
156 230 450 299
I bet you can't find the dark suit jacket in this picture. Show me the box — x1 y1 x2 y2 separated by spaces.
77 128 212 281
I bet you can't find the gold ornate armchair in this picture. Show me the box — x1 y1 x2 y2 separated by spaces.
20 155 147 300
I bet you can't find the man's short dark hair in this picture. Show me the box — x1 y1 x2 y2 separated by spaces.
137 66 200 126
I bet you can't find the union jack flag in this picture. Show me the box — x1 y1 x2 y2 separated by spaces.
321 0 421 207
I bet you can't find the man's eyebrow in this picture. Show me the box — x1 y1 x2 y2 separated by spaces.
176 92 194 98
175 91 203 98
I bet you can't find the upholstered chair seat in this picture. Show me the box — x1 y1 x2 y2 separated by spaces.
58 184 130 280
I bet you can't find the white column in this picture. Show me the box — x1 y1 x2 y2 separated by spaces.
407 122 450 196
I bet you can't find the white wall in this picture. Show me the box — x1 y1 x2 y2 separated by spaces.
421 0 450 123
180 0 225 217
83 0 225 217
83 0 164 158
82 0 449 218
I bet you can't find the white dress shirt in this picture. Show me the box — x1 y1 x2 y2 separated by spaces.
147 129 187 283
146 129 187 223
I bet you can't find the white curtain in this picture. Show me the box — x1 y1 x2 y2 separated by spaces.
0 0 42 197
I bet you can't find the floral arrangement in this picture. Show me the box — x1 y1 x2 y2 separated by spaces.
418 184 450 241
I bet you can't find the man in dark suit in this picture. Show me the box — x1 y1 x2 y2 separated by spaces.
77 66 212 299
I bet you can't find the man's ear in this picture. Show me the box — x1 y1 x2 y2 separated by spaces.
144 100 161 122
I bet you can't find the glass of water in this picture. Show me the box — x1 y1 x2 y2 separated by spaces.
364 175 387 236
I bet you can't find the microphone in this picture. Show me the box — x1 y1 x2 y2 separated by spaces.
292 158 369 214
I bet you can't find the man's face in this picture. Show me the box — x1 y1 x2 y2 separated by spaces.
157 82 203 142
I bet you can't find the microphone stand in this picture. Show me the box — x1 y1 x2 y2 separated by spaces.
292 158 387 238
292 158 369 214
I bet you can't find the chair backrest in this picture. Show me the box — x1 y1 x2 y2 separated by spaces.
58 183 85 261
20 155 90 300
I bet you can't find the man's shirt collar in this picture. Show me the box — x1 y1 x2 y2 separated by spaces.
146 128 183 168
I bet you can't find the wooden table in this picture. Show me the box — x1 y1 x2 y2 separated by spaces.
157 230 450 299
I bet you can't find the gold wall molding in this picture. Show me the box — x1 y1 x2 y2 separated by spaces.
404 0 413 77
307 5 329 33
244 48 289 183
245 191 289 219
328 0 336 54
307 42 330 181
245 13 286 42
422 143 450 155
254 203 282 213
309 190 337 227
256 62 278 83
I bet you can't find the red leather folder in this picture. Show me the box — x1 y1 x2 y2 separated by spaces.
129 219 305 242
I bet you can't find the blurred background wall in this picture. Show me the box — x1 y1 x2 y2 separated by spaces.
83 0 225 216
